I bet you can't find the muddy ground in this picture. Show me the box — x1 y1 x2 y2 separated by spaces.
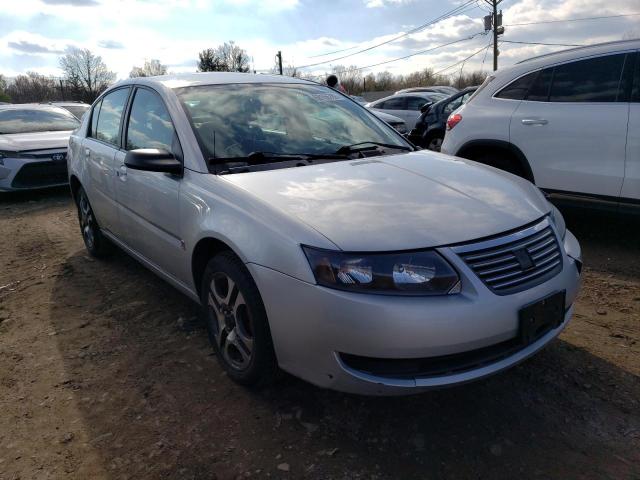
0 187 638 480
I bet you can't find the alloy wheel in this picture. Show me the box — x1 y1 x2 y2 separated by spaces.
78 193 95 250
207 272 254 371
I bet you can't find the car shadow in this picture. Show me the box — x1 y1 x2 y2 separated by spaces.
48 246 640 479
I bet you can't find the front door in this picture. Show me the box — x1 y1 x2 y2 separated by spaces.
622 54 640 202
115 87 184 276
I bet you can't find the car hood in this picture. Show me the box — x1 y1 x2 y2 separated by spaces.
0 130 73 152
222 151 550 251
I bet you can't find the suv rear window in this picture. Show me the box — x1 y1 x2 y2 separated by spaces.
496 71 538 100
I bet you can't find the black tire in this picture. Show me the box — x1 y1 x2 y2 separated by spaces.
200 251 277 387
473 152 528 180
76 186 112 258
424 132 444 152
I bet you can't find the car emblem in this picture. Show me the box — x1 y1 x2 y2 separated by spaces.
513 248 535 271
52 153 66 162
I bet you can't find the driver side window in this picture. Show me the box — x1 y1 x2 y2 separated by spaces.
125 88 175 152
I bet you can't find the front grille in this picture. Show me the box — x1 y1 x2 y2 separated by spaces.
11 161 68 189
454 219 562 295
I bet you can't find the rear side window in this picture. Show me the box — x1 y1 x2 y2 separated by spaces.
406 96 427 111
95 88 130 146
379 97 405 110
549 54 625 102
526 68 553 102
125 88 175 152
496 71 538 100
632 53 640 102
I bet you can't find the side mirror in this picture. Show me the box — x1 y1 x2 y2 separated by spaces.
124 149 182 175
420 102 433 114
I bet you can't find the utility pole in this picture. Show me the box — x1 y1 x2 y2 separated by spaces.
484 0 504 71
276 51 283 75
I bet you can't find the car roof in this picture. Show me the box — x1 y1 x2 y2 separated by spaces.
122 72 315 90
49 101 91 107
495 38 640 82
0 103 75 112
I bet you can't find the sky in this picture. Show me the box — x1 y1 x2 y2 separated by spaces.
1 0 639 82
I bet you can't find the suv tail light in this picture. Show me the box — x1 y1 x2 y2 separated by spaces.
446 113 462 131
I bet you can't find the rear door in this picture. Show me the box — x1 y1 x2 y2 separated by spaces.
622 52 640 202
404 96 430 129
115 86 184 275
510 52 629 198
82 87 131 235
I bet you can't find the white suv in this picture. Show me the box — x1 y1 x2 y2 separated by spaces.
441 39 640 211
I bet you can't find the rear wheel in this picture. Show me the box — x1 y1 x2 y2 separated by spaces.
76 186 112 258
425 133 444 152
201 251 277 386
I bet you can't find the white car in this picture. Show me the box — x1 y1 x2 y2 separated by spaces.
0 104 80 191
67 73 581 395
366 92 447 129
441 39 640 210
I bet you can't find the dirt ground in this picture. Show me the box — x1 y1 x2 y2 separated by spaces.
0 187 638 480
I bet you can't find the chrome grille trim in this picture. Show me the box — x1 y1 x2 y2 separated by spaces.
452 218 563 295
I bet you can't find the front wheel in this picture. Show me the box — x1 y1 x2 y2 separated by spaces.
76 186 112 258
201 251 277 386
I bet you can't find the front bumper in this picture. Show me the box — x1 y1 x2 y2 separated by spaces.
248 228 582 395
0 153 68 192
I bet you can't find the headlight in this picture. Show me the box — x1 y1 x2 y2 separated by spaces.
302 246 460 296
548 203 566 239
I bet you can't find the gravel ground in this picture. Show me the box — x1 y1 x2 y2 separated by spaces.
0 187 638 480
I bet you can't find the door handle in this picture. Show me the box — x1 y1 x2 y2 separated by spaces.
85 148 90 158
521 118 548 126
117 164 127 179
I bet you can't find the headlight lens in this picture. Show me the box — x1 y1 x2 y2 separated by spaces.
302 246 460 295
548 203 566 239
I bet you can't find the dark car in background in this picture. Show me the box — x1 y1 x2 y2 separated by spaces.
408 86 477 151
0 104 79 191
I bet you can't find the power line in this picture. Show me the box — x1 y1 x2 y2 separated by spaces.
504 12 640 27
500 39 584 47
434 41 493 75
302 0 481 62
306 32 487 79
296 0 480 69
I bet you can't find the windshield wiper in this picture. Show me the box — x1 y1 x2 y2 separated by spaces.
335 141 413 155
209 151 349 164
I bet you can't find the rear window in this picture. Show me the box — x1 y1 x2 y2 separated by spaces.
0 108 79 134
496 71 538 100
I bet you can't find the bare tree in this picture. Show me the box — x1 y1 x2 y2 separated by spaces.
0 74 10 102
330 65 363 94
5 72 58 103
197 42 250 73
59 47 116 102
130 59 168 78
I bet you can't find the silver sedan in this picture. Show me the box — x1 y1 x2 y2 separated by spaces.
67 73 582 395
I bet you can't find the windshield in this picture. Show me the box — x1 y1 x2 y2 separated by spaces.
175 83 409 162
0 108 80 134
